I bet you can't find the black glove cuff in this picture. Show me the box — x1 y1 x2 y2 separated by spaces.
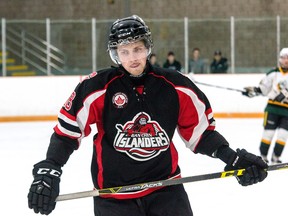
215 145 237 164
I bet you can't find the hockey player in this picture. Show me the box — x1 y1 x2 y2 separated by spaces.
243 48 288 164
28 15 268 216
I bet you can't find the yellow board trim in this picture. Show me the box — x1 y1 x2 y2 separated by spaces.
0 112 264 123
0 115 58 122
213 112 264 118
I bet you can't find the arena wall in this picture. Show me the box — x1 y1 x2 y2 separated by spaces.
1 1 287 74
0 74 267 122
0 0 286 19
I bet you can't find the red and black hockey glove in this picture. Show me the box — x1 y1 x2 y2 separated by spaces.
225 148 268 186
28 160 62 215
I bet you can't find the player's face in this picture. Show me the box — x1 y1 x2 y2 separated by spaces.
280 56 288 69
168 55 175 63
193 50 200 59
214 54 221 61
150 56 156 64
117 41 148 76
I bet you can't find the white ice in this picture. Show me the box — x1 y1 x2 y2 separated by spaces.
0 119 287 216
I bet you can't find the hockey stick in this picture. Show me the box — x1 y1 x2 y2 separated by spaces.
56 162 288 201
194 80 246 93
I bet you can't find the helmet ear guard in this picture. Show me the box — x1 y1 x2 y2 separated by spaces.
107 15 153 64
109 48 120 65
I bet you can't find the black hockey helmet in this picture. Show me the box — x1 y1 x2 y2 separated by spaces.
108 15 153 64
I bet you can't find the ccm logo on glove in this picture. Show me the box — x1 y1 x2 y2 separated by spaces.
37 168 61 177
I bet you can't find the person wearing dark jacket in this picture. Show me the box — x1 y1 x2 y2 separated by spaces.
28 15 268 216
163 51 182 72
210 50 228 73
149 53 160 67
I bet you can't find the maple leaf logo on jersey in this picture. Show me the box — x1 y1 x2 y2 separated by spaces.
112 92 128 108
113 112 170 161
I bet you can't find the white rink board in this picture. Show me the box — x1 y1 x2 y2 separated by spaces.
0 74 267 117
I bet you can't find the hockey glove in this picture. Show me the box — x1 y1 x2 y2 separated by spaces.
225 148 268 186
28 160 62 215
274 90 288 103
242 86 261 98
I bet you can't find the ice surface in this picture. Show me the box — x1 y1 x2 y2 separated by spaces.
0 119 287 216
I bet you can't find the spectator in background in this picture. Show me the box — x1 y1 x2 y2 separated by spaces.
163 51 182 72
188 48 205 74
210 50 228 73
149 53 160 67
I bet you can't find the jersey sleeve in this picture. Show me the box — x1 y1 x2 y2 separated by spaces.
176 76 229 157
47 73 106 166
54 81 95 144
259 71 274 96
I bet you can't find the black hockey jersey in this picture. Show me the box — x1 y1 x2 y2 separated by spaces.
47 63 228 199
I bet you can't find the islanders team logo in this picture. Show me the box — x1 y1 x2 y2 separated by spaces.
113 112 170 161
